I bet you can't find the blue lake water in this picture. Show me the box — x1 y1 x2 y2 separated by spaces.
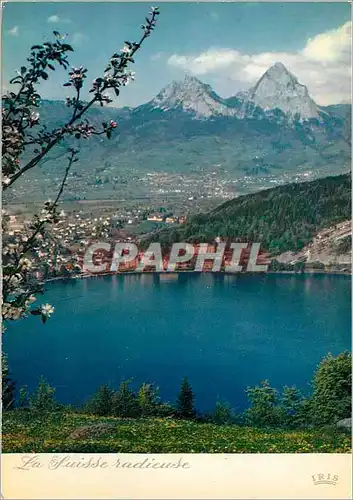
3 273 351 412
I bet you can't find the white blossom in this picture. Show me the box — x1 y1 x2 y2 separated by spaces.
19 257 33 270
2 303 25 320
25 295 37 305
41 303 55 317
2 176 11 185
30 112 40 122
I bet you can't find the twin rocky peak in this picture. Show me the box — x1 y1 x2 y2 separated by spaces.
147 62 322 122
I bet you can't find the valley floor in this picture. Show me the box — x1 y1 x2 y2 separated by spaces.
2 411 351 454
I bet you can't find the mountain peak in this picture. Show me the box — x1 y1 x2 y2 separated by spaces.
257 62 298 88
149 74 233 118
244 61 320 120
268 61 290 73
183 73 201 84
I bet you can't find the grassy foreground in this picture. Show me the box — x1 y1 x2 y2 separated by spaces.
2 410 351 453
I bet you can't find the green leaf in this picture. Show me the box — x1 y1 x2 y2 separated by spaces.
62 44 74 52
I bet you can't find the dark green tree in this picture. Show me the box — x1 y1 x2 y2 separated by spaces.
176 377 196 419
86 384 114 416
2 353 16 411
280 386 310 428
112 380 141 418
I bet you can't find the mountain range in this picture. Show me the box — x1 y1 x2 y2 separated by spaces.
145 62 323 122
8 62 351 202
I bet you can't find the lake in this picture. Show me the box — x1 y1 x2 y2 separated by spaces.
3 273 351 412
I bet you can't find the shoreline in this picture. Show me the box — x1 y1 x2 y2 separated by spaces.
42 267 352 285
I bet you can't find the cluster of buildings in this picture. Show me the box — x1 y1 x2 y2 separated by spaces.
7 210 272 279
5 206 189 280
146 213 186 224
6 211 112 280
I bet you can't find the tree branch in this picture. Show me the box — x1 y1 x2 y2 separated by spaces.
4 8 159 190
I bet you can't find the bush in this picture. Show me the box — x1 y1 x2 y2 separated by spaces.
154 402 176 418
29 377 60 413
311 352 352 425
176 377 196 419
293 261 305 272
212 400 235 425
335 235 351 254
86 385 114 416
244 380 283 428
112 380 141 418
310 261 325 270
280 386 310 428
19 386 29 408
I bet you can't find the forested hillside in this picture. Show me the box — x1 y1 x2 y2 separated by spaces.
143 173 351 254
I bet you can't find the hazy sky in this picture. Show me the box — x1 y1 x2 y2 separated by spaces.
2 2 352 107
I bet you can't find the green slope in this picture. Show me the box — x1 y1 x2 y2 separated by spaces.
3 411 350 453
144 173 351 254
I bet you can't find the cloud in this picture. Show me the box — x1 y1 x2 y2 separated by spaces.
168 21 352 105
303 21 351 63
47 14 71 24
47 15 60 23
168 50 245 76
7 26 19 36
